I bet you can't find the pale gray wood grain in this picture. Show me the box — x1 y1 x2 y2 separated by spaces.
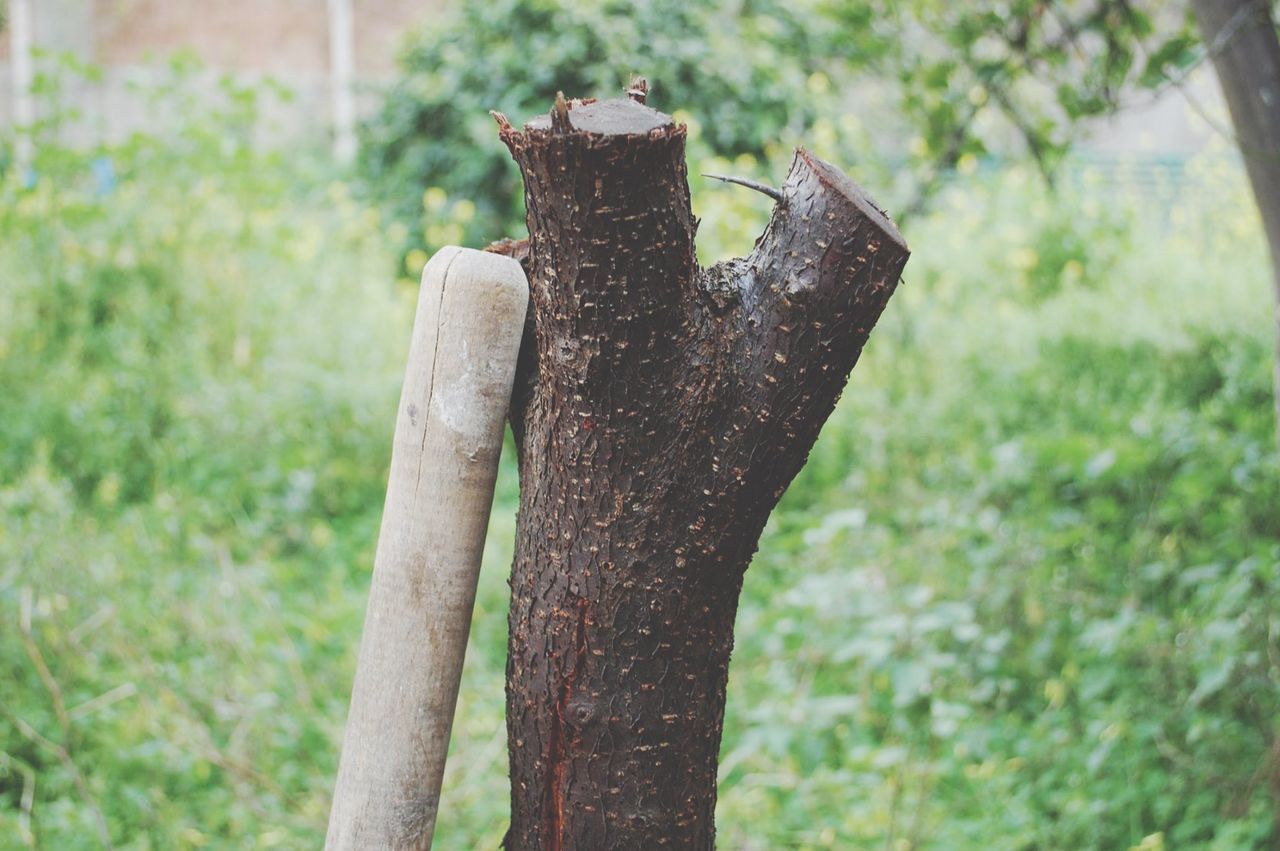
326 247 528 850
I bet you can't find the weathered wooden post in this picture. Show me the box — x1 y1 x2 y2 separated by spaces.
326 247 528 849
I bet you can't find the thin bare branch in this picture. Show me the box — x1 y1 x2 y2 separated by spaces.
701 173 784 202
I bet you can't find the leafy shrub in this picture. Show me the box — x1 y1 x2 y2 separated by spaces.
0 64 416 846
0 57 408 518
359 0 834 257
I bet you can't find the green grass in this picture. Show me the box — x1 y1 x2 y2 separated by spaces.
1 72 1278 849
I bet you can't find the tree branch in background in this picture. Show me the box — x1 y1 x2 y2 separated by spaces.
1192 0 1280 449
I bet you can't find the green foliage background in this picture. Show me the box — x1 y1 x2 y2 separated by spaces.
364 0 1197 263
2 6 1279 849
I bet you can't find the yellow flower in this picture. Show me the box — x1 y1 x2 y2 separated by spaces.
1044 678 1067 709
1010 247 1039 271
453 198 477 223
405 248 429 276
422 186 448 212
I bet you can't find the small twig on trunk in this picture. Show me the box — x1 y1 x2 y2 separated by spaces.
551 91 573 134
701 173 783 202
626 75 649 104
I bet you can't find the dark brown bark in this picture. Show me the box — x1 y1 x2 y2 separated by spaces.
491 91 909 850
1192 0 1280 449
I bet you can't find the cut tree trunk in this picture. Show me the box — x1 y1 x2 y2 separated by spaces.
1193 0 1280 450
490 89 909 850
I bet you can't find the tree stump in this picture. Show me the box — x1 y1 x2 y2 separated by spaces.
490 87 909 850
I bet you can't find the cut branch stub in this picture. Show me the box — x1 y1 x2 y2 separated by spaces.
496 92 908 850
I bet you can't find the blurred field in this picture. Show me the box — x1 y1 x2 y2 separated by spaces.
2 64 1278 850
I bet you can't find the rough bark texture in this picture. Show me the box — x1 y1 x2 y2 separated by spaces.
1192 0 1280 450
491 91 909 850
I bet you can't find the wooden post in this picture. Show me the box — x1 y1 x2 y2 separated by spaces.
326 0 357 164
9 0 34 173
326 247 528 849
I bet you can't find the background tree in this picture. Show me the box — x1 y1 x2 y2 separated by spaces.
1190 0 1280 449
812 0 1280 445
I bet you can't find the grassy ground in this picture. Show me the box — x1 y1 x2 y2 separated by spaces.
1 78 1278 848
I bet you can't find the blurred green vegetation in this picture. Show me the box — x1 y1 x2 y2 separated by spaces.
363 0 1194 264
3 36 1279 851
361 0 837 263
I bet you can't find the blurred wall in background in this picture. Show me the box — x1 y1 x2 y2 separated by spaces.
0 0 444 151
